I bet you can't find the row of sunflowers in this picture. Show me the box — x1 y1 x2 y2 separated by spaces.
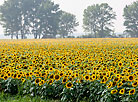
0 38 138 102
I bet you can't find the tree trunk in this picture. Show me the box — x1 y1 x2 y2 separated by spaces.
11 34 13 39
39 34 41 39
21 34 24 39
16 34 18 39
101 23 104 38
34 33 37 39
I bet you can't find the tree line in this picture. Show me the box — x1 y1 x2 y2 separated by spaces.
0 0 137 39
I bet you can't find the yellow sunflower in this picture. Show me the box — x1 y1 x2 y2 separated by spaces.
119 88 125 95
66 82 73 88
111 89 118 94
54 74 60 81
129 89 135 95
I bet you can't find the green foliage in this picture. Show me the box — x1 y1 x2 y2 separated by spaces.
0 0 79 39
58 11 79 38
83 3 116 38
0 0 21 39
123 1 138 38
0 0 61 39
1 77 138 102
0 92 60 102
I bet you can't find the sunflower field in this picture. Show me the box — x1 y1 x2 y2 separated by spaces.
0 38 138 102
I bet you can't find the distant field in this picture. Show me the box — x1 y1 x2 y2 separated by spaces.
0 38 138 102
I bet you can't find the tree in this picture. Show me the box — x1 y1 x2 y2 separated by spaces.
83 3 116 38
123 1 138 38
0 0 21 39
0 0 61 39
38 0 61 38
58 11 79 38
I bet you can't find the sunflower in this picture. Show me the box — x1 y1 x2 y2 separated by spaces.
49 67 53 71
102 72 107 76
116 74 120 78
25 73 30 78
119 88 125 95
35 78 41 85
121 79 126 83
100 78 106 84
42 72 47 78
127 69 132 73
17 74 22 79
41 80 45 85
118 62 123 67
3 75 8 80
39 80 45 86
48 79 53 85
59 72 64 77
29 72 33 76
84 75 90 81
62 77 67 83
13 74 17 79
79 78 84 83
49 74 54 79
112 81 117 87
128 75 134 82
69 77 73 81
75 73 79 77
111 89 118 94
107 81 113 89
117 82 123 88
92 75 96 80
90 77 94 81
129 89 135 95
7 73 11 77
130 61 134 67
21 78 25 83
66 82 73 88
132 81 138 87
54 74 60 81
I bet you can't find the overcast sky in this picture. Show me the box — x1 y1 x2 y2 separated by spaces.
0 0 137 38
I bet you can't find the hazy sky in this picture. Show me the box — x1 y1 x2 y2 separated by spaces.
0 0 137 38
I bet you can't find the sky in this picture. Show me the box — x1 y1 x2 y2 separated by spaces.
0 0 137 38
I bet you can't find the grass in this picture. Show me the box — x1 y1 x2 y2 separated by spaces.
0 93 88 102
0 92 60 102
0 93 89 102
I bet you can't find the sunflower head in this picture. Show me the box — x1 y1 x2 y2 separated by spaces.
66 82 73 88
48 79 53 85
129 89 135 95
132 81 138 87
21 78 26 83
117 82 123 88
119 88 125 95
62 77 67 83
3 75 8 80
54 74 60 81
39 80 45 86
84 75 90 81
35 78 41 85
118 62 123 67
17 74 22 79
128 75 134 82
49 74 54 79
111 89 118 94
79 78 84 83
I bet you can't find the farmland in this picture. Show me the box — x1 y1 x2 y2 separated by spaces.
0 38 138 102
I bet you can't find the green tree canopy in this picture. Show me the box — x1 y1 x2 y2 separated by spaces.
0 0 21 39
58 11 79 38
83 3 116 38
123 1 138 38
0 0 61 39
